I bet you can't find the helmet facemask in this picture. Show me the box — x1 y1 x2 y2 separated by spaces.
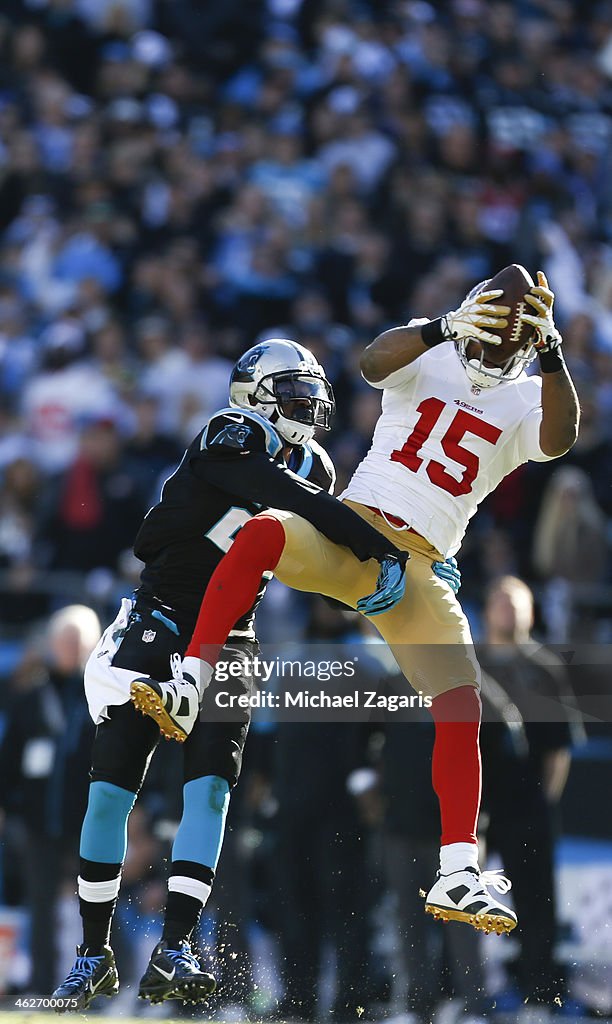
455 277 537 389
455 336 537 390
252 370 335 445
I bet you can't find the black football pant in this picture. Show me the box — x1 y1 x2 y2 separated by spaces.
91 595 254 794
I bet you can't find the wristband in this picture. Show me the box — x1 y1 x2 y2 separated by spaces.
421 318 447 348
538 348 565 373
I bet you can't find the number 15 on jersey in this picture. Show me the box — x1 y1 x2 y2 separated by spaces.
391 397 502 497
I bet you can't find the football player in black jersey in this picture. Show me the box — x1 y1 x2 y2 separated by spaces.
52 339 411 1011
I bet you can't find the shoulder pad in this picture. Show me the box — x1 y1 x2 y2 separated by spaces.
201 408 283 458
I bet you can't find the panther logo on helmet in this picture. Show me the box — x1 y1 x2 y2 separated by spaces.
234 344 270 380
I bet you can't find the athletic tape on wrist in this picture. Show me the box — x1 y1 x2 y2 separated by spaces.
421 318 447 348
538 347 565 373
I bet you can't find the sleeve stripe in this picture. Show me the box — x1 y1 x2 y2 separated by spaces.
295 446 313 480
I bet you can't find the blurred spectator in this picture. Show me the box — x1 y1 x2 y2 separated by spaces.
0 443 39 568
38 415 145 572
0 289 37 406
249 129 326 227
566 390 612 517
533 468 608 586
478 576 585 1007
170 322 233 440
135 315 191 433
124 392 182 504
21 320 119 472
0 604 100 993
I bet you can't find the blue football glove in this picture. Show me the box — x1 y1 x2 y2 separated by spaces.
432 556 461 595
356 552 409 617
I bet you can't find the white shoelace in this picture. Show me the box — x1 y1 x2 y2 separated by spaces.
480 869 512 894
170 652 183 681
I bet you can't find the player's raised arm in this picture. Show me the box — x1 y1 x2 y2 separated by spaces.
360 320 430 383
518 271 580 457
360 292 510 383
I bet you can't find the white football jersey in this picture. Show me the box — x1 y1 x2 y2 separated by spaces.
341 343 557 557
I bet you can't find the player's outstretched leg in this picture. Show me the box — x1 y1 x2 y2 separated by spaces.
424 685 517 935
53 946 118 1012
53 777 135 1011
53 706 158 1010
130 653 205 742
132 514 287 741
139 774 231 1004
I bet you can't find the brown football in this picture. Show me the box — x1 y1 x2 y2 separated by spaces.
483 263 536 359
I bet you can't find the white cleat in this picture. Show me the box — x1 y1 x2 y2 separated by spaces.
424 866 517 936
130 655 210 742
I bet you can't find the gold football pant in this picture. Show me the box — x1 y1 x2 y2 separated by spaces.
272 500 480 698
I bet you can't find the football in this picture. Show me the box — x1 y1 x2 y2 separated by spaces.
485 263 536 357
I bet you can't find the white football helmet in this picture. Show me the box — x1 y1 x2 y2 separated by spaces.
229 339 335 445
455 278 537 389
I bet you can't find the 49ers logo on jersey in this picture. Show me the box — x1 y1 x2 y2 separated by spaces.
391 397 502 497
454 399 483 415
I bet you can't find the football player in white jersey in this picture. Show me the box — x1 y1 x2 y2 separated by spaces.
139 270 579 936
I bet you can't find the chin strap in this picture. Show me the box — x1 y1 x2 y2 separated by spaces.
263 405 313 446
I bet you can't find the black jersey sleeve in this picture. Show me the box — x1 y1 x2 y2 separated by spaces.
192 448 399 564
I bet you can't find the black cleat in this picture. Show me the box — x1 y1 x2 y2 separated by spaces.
138 939 216 1005
52 945 119 1012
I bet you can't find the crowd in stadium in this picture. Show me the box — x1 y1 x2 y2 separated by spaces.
0 0 610 625
0 0 610 1020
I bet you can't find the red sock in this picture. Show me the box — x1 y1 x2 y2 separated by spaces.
430 685 482 846
185 515 286 665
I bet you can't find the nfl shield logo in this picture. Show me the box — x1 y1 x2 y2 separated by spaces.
142 629 156 643
471 384 481 395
